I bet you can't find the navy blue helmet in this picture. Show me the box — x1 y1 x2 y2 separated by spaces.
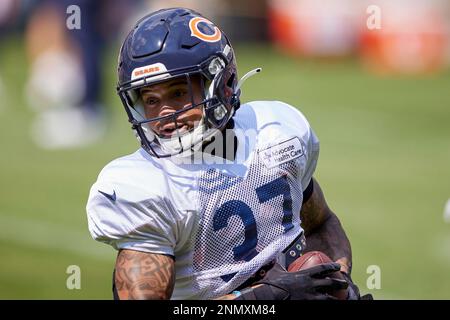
117 7 241 158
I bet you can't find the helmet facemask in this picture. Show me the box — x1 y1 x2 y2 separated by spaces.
117 54 238 158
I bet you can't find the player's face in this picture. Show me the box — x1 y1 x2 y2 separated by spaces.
139 76 204 138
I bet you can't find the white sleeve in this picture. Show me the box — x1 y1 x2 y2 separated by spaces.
275 101 320 191
300 127 320 191
86 181 177 256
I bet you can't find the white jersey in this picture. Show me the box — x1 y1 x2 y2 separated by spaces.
86 101 320 299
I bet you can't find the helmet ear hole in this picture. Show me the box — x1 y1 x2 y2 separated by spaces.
226 73 235 88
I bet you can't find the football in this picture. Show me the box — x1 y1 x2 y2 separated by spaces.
287 251 348 300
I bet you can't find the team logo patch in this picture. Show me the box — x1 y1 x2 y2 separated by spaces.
259 137 304 169
189 17 222 43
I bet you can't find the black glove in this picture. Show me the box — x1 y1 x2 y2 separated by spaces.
235 262 348 300
340 272 374 300
340 272 360 300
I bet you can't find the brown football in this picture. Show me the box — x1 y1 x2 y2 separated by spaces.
287 251 348 300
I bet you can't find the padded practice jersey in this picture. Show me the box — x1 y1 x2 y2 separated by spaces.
86 101 320 299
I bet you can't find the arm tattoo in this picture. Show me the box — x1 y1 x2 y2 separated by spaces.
114 249 175 300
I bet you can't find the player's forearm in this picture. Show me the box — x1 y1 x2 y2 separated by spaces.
304 210 352 274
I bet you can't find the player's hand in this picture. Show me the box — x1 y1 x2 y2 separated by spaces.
252 262 349 300
339 272 374 300
340 271 360 300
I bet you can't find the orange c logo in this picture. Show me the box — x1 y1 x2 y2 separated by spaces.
189 17 222 43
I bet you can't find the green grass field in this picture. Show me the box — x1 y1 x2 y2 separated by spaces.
1 37 450 299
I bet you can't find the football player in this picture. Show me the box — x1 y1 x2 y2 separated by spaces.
86 7 363 300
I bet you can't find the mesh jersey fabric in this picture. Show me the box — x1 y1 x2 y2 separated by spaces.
86 100 320 299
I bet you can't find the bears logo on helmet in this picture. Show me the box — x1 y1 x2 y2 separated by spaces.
189 17 222 43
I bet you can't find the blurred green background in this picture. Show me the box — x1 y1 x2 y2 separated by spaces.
1 35 450 299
